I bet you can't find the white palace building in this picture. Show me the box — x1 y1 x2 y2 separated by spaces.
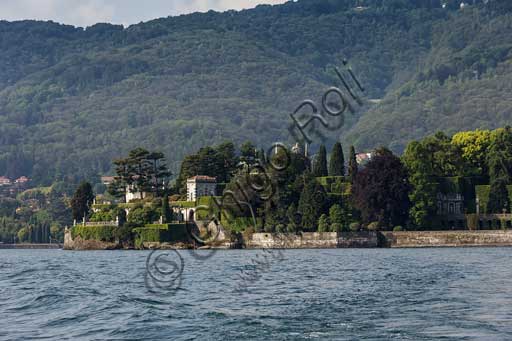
186 175 217 201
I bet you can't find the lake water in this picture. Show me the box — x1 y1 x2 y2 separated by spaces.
1 248 512 340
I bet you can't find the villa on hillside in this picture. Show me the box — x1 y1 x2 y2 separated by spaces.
356 152 373 167
0 176 31 198
187 176 217 201
0 176 11 186
101 176 115 186
125 184 148 203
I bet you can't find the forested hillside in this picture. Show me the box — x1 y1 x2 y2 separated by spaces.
1 0 511 185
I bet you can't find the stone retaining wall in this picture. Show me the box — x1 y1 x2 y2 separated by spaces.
381 230 512 248
247 232 378 249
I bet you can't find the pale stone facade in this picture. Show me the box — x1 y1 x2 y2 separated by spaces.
186 176 217 201
125 184 145 203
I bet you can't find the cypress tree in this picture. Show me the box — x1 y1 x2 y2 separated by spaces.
329 204 344 232
71 182 95 221
348 145 358 182
487 178 510 214
298 175 328 231
318 214 330 232
313 145 328 177
329 204 344 225
329 142 345 176
162 194 172 223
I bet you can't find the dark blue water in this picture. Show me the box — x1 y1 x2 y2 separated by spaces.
1 248 512 340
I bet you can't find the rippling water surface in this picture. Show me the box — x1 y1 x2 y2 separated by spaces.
1 248 512 340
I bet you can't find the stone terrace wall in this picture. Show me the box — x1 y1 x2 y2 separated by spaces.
247 232 378 249
381 230 512 248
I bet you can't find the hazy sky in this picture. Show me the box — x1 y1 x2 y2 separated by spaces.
0 0 288 27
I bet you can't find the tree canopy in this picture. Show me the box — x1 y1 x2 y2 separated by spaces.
353 148 411 228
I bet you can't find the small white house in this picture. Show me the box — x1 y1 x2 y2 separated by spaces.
125 184 145 203
187 176 217 201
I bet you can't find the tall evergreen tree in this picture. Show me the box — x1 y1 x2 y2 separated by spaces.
215 141 238 183
109 148 171 199
298 174 328 231
403 140 438 229
71 182 95 221
162 194 172 223
313 145 328 177
240 141 256 165
145 151 172 196
348 145 358 181
329 142 345 176
487 178 510 214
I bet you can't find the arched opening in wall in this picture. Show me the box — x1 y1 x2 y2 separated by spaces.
188 209 195 222
478 220 483 230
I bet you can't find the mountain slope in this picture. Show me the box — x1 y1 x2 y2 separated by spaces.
0 0 511 184
345 3 512 151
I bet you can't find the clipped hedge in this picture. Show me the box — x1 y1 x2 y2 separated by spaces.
316 176 348 194
133 223 188 248
198 196 222 207
476 185 512 214
172 200 196 208
72 225 116 242
91 204 113 211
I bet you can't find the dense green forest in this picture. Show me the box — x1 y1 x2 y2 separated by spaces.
1 0 512 185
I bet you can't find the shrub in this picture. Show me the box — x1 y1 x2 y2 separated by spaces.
330 223 342 232
393 225 404 232
318 214 330 232
128 207 159 226
276 224 286 233
329 204 344 225
466 214 479 230
367 221 380 231
17 228 29 242
89 210 115 222
115 225 134 243
349 222 360 231
264 224 274 233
